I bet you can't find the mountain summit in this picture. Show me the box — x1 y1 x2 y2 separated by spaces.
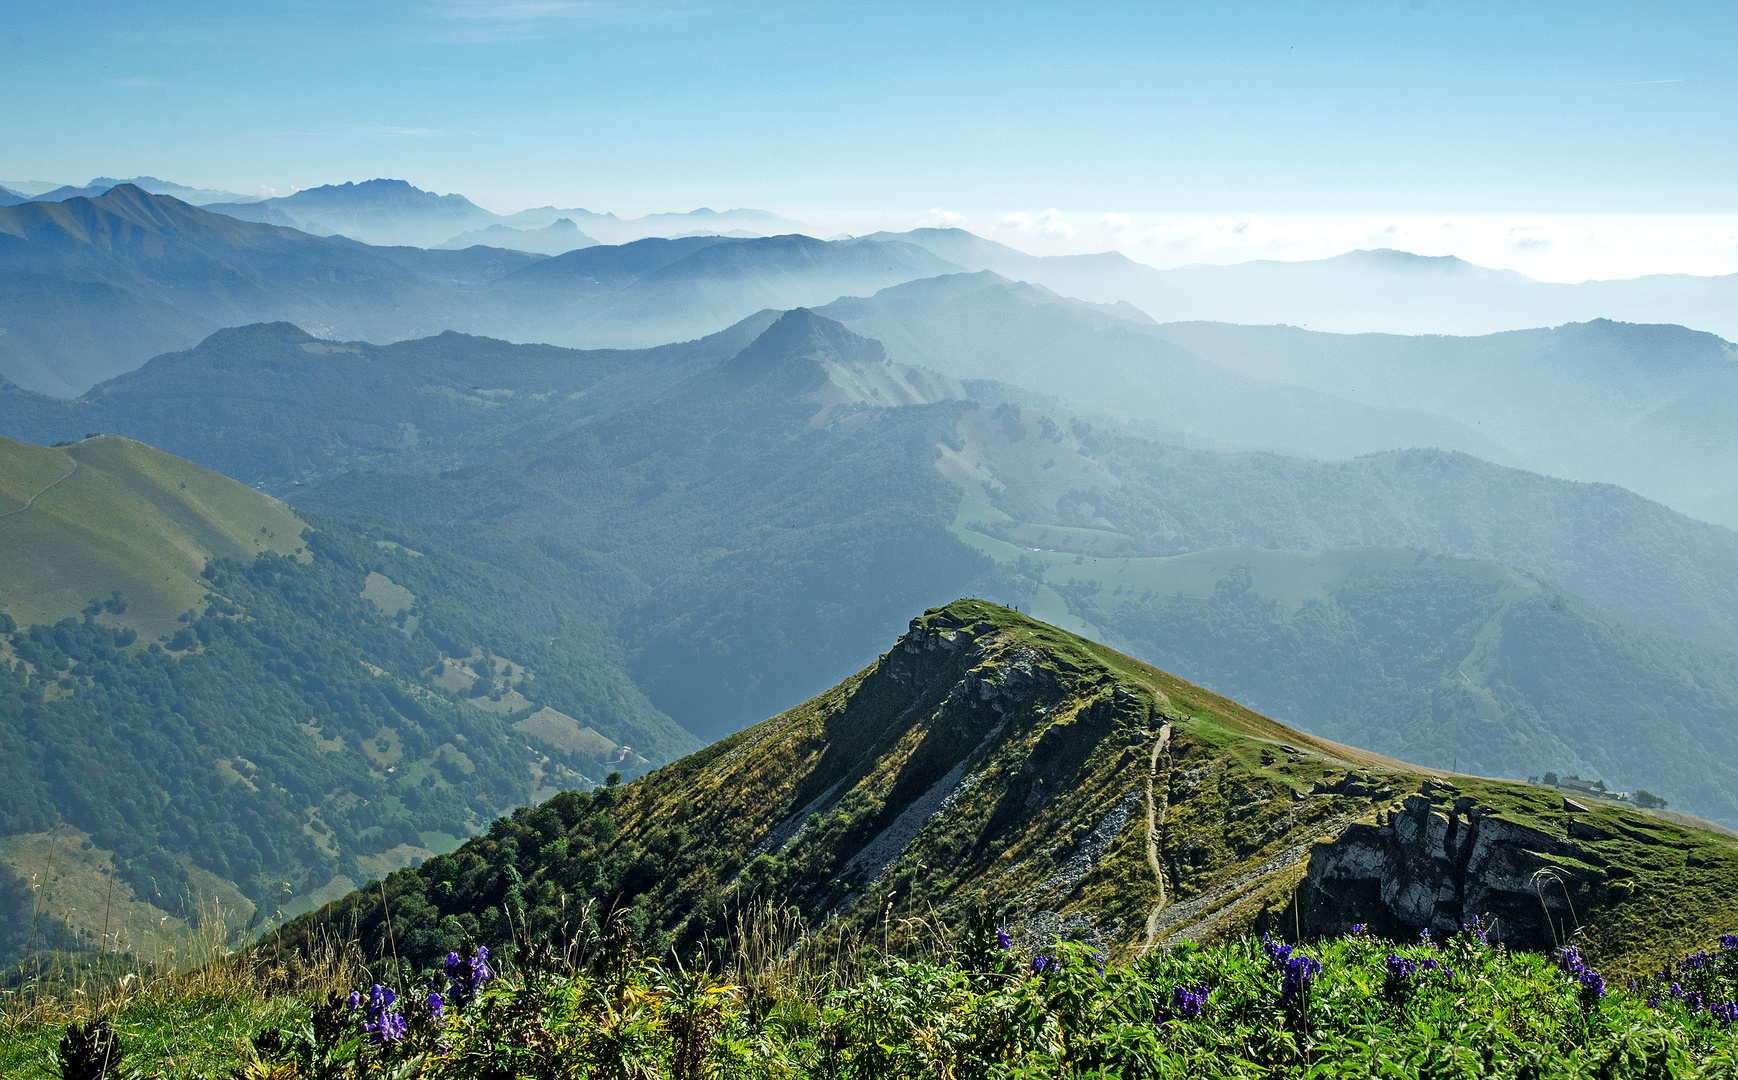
275 600 1738 974
722 308 889 376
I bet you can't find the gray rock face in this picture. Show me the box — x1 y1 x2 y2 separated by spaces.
1297 788 1593 949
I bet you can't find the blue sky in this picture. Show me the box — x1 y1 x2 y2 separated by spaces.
3 2 1733 275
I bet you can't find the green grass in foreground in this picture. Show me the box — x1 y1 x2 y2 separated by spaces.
0 989 309 1079
9 921 1738 1078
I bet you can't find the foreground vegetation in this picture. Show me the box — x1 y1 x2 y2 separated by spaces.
7 916 1738 1078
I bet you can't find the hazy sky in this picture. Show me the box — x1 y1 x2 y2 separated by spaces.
4 1 1733 278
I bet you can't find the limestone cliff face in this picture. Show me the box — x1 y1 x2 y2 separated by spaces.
1298 781 1600 950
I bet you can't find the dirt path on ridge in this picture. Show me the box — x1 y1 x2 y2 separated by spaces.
1142 719 1173 951
0 458 77 521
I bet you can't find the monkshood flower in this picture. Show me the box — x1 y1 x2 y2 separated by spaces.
1350 924 1367 935
1088 950 1105 977
1279 955 1321 1007
1721 935 1738 951
1557 947 1586 980
1385 954 1418 981
445 946 492 1008
1261 936 1292 967
1711 1001 1738 1025
426 990 445 1023
1030 955 1056 976
346 990 361 1011
1261 934 1320 1006
363 984 407 1045
995 928 1012 951
1168 983 1209 1020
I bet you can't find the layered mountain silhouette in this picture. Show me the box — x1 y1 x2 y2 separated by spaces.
877 227 1738 340
26 176 261 205
815 271 1508 463
435 218 598 254
0 188 950 395
204 179 813 248
281 312 1738 825
0 185 499 395
202 179 502 247
0 317 780 492
1150 318 1738 528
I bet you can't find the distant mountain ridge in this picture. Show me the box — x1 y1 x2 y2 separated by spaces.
0 187 951 396
202 178 813 248
435 218 598 254
21 175 261 205
876 227 1738 340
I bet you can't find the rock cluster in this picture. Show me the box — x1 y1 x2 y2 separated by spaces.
1297 782 1594 949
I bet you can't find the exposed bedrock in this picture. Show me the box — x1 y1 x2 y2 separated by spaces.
1292 784 1595 950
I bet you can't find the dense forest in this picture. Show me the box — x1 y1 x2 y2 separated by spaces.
0 520 690 927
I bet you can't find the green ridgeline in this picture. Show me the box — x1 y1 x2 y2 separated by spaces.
272 600 1738 990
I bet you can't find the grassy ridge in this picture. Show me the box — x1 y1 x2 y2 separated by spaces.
269 600 1738 999
0 435 303 642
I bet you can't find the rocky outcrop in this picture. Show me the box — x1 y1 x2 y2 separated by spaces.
1296 781 1593 950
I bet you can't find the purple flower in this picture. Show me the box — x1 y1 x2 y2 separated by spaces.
1385 954 1418 984
426 990 444 1022
1350 924 1367 935
1089 950 1105 977
1261 934 1318 1006
346 990 361 1011
445 946 492 1008
1279 955 1320 1007
360 983 406 1045
1557 947 1586 979
372 1012 407 1044
1720 935 1738 952
1030 955 1055 976
1712 1001 1738 1025
995 928 1012 951
1168 983 1209 1020
1261 935 1292 967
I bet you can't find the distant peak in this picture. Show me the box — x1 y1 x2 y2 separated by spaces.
724 309 887 377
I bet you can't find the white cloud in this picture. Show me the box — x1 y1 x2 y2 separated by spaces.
999 208 1076 238
918 207 963 227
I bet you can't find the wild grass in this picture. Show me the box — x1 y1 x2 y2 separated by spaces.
7 903 1738 1078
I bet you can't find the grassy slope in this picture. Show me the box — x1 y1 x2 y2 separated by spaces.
277 601 1738 985
0 435 303 642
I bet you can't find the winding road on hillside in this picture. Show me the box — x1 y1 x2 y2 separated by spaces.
0 457 77 520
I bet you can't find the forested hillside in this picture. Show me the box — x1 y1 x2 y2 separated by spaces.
0 438 695 953
0 316 779 493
